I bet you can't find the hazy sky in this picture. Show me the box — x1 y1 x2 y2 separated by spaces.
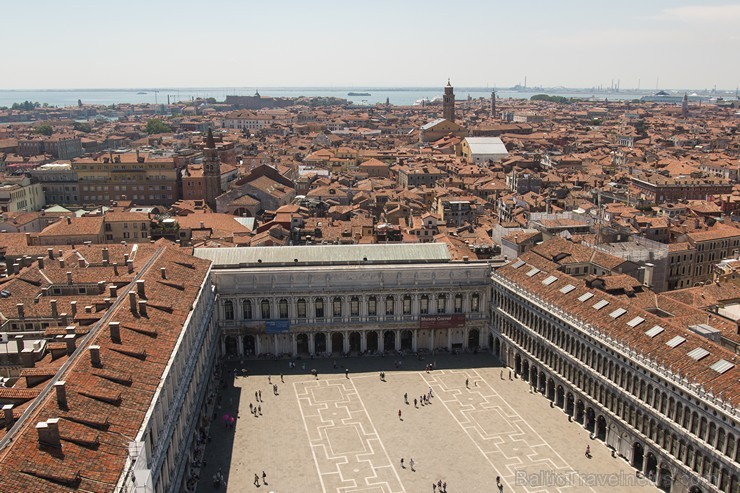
2 0 739 90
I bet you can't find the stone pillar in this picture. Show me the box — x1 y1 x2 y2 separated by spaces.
412 329 418 351
447 330 452 350
274 334 279 354
395 296 401 320
327 333 333 354
360 295 367 319
309 298 315 321
255 336 262 356
309 333 315 355
412 294 419 315
395 331 401 351
220 336 226 355
344 331 350 353
379 331 385 352
237 336 244 356
343 297 350 321
361 331 367 352
430 330 435 351
642 449 650 476
654 463 662 486
463 328 469 349
292 333 297 356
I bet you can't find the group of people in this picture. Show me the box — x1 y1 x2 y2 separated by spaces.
411 387 434 408
432 479 447 492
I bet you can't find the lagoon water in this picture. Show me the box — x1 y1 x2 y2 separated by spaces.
0 87 659 108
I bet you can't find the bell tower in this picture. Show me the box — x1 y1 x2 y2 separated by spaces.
443 79 455 122
203 128 222 211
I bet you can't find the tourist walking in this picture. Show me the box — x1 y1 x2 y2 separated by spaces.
404 393 408 404
465 378 469 388
400 457 405 468
280 373 284 383
414 398 417 407
398 409 402 420
409 458 415 471
345 368 349 378
254 473 260 487
262 471 267 485
268 376 271 384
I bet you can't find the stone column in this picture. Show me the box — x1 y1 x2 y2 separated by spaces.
379 331 385 352
309 333 315 355
654 463 662 487
309 298 315 322
395 296 401 321
255 336 262 356
361 331 367 352
412 329 418 351
395 331 401 351
344 331 350 353
327 333 333 354
430 330 435 351
463 328 469 349
220 336 226 355
642 449 650 476
412 294 419 315
237 336 244 356
292 333 297 356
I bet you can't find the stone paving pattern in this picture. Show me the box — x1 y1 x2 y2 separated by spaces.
197 353 658 493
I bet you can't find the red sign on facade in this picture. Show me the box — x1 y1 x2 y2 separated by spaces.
419 314 465 329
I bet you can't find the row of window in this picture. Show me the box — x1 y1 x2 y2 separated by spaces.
223 293 481 321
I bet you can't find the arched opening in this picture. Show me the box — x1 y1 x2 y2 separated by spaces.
243 334 256 356
366 331 378 352
493 336 500 356
585 407 596 433
400 330 413 351
538 370 546 393
575 400 585 424
556 385 565 408
468 329 480 349
632 442 645 470
384 330 395 352
645 453 658 482
522 360 530 382
597 415 607 441
296 333 308 354
530 365 538 388
224 335 237 356
315 332 327 354
657 466 672 492
547 379 555 401
514 354 522 375
349 332 361 353
331 332 344 354
566 393 574 416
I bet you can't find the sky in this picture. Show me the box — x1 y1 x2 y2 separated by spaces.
1 0 739 90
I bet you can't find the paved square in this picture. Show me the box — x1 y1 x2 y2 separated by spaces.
196 353 659 493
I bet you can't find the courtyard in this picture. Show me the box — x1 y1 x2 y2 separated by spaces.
196 353 659 493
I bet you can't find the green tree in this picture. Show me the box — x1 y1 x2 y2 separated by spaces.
34 123 53 136
145 118 172 134
73 121 92 133
11 100 40 111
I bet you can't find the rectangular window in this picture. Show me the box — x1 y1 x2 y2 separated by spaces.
420 296 429 314
368 298 376 316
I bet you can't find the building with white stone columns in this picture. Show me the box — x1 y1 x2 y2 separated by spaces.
194 244 490 358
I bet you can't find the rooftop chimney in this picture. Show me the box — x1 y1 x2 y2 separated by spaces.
20 348 35 368
12 263 19 275
59 258 65 269
127 260 134 274
64 334 76 355
109 321 121 343
109 284 118 298
50 299 58 318
70 301 77 316
37 257 44 269
60 313 68 325
113 262 119 276
138 300 148 317
36 418 61 448
104 298 111 308
2 404 13 427
102 248 109 262
97 280 106 293
78 257 85 268
48 248 54 260
54 381 67 408
16 303 24 319
128 291 137 313
14 335 24 353
25 233 31 246
89 345 101 366
124 253 129 264
66 271 73 285
65 325 75 335
160 267 167 279
136 280 146 298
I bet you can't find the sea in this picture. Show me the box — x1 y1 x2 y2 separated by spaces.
0 87 666 109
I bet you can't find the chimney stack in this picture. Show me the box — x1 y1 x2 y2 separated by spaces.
138 300 148 317
66 271 73 285
37 257 44 269
16 303 24 319
65 325 75 335
25 233 31 246
20 348 35 368
60 313 68 325
48 248 54 260
124 253 129 264
78 257 85 268
36 418 61 448
128 291 137 313
64 334 76 355
59 258 65 268
104 298 111 308
109 284 118 298
97 280 106 293
109 321 121 343
50 299 58 318
54 381 67 408
89 345 101 366
14 335 24 353
127 260 134 274
136 280 146 298
160 267 167 279
102 248 109 263
12 263 19 275
113 262 119 276
2 404 13 427
70 301 77 316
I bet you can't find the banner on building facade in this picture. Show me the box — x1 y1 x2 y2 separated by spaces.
419 314 465 330
265 320 290 333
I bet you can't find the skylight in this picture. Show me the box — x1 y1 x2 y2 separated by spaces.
526 267 540 277
512 260 525 269
560 284 576 294
627 316 645 328
666 336 686 348
592 300 609 310
542 275 558 286
609 308 627 319
645 325 665 338
687 348 709 361
578 292 594 302
710 359 734 374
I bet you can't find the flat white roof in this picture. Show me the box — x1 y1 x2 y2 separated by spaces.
464 137 509 155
